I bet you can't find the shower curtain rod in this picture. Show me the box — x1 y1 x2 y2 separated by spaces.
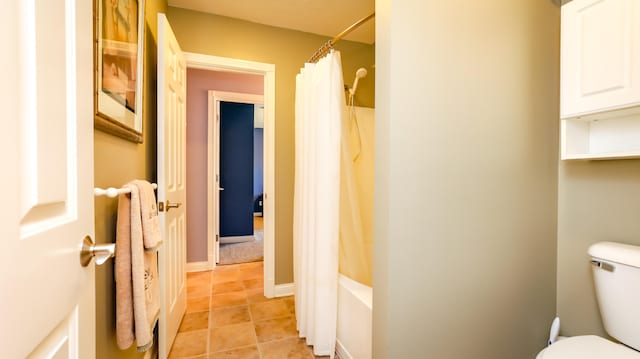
308 12 375 63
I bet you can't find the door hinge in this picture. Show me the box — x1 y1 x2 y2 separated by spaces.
216 234 219 243
216 174 219 183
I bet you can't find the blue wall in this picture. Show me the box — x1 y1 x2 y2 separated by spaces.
253 128 264 197
219 102 254 237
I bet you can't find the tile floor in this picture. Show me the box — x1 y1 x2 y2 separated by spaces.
254 216 263 231
169 261 328 359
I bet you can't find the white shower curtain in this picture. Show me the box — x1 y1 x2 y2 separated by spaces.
293 50 344 358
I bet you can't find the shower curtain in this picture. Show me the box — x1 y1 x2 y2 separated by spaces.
293 50 344 358
339 105 374 286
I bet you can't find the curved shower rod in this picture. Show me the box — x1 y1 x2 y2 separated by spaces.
308 12 375 63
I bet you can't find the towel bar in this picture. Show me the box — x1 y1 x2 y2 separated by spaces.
94 183 158 198
89 182 159 266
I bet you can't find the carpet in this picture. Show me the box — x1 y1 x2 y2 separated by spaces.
218 231 264 265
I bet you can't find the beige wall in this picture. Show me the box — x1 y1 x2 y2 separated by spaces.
373 0 560 357
94 1 167 358
556 160 640 337
167 7 375 283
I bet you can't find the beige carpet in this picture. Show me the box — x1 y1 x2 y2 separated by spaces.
218 231 264 265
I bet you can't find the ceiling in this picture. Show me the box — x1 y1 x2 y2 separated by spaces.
167 0 375 44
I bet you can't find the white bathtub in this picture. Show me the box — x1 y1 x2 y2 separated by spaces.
337 274 372 359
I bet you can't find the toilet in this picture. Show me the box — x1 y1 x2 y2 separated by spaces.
537 242 640 358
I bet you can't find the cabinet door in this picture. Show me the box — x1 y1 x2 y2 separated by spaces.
561 0 640 118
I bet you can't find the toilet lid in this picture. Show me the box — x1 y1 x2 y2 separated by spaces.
541 336 640 359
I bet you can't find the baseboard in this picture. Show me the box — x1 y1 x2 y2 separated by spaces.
220 235 254 244
143 345 156 359
274 282 295 297
264 277 275 298
336 339 352 359
186 261 211 272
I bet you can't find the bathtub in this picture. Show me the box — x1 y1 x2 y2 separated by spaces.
337 274 372 359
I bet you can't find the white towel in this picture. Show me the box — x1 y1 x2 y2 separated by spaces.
132 180 162 250
115 181 161 352
115 189 134 350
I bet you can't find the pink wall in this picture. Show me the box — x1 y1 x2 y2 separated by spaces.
186 68 263 263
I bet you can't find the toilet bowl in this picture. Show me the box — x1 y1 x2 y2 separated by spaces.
536 336 640 359
535 241 640 358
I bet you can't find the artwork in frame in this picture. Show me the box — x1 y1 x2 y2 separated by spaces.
94 0 145 143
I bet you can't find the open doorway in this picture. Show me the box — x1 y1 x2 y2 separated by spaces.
214 102 267 264
184 53 277 297
212 97 265 265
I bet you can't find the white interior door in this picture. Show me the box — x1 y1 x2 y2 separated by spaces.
210 95 222 264
157 13 188 359
0 0 95 358
215 101 221 264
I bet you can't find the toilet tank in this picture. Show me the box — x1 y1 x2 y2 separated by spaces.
589 241 640 351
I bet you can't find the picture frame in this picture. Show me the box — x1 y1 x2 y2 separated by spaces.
94 0 145 143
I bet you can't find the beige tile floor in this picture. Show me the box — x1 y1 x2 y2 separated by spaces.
169 261 328 359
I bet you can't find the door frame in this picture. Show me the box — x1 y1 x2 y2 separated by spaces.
184 52 277 298
208 91 264 263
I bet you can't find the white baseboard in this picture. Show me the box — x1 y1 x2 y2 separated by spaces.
186 261 211 272
336 339 352 359
220 235 254 244
274 282 295 297
264 277 275 298
143 344 157 359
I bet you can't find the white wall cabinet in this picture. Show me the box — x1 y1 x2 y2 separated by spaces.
561 0 640 159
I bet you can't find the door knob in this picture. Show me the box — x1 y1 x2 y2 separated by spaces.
80 235 115 267
167 200 182 209
159 200 182 212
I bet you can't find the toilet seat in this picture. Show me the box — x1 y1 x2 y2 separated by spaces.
538 335 640 359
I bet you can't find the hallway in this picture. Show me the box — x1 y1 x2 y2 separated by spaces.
169 261 326 358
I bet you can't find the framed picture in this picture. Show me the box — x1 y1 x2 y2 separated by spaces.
94 0 145 143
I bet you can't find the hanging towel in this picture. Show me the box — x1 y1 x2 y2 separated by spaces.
132 180 162 250
115 187 134 350
115 181 161 352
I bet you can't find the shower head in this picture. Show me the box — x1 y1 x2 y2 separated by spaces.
350 67 368 96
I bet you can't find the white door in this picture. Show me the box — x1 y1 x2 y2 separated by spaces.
0 0 94 358
157 13 188 359
210 95 222 264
